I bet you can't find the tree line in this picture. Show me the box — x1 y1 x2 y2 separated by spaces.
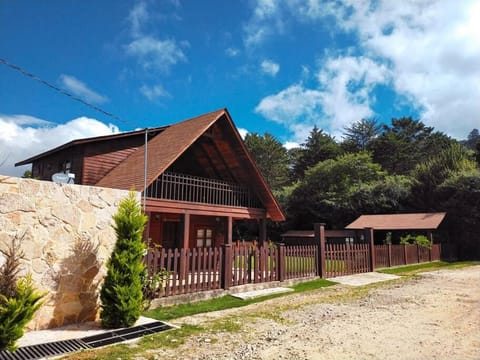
244 118 480 256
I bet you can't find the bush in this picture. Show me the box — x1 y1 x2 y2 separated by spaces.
400 234 432 248
100 191 148 328
0 237 45 351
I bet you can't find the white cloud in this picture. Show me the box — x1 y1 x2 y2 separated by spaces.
124 1 188 74
327 0 480 138
283 141 299 150
256 56 389 141
243 0 284 48
127 1 149 38
59 74 108 104
0 115 119 177
261 60 280 77
253 0 480 142
237 127 248 139
225 47 240 57
125 37 187 73
140 84 171 101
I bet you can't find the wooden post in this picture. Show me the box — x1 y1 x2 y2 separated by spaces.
221 243 232 290
403 244 408 265
315 223 326 278
182 213 190 249
277 243 285 282
364 227 375 271
226 216 233 244
180 213 190 284
428 230 433 262
417 244 421 263
388 244 392 267
259 217 267 245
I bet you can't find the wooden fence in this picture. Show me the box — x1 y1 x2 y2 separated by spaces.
374 244 441 269
144 225 444 299
325 243 371 278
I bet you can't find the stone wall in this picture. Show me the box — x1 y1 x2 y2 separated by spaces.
0 175 134 330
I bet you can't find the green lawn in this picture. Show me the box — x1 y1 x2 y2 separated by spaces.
378 261 480 275
144 278 335 321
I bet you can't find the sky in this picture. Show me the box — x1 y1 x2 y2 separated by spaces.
1 0 479 177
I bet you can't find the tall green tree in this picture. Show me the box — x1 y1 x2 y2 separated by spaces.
411 143 476 210
287 152 411 228
292 126 341 178
341 118 382 153
244 132 290 191
100 191 147 328
370 117 454 174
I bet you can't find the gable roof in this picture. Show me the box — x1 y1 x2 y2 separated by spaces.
14 126 167 166
345 213 446 230
96 108 284 221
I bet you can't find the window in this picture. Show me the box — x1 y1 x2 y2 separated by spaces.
196 228 213 247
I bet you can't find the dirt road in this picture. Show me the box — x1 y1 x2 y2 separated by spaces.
155 266 480 360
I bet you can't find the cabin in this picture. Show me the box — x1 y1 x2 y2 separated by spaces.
16 108 285 249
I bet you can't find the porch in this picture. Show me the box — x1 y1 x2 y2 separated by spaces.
143 171 268 249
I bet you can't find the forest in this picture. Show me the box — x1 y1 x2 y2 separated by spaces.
243 117 480 258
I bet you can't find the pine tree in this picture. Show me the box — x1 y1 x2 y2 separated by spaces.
100 191 147 328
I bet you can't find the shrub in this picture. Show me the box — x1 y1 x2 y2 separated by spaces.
0 238 45 351
100 191 148 328
400 234 432 248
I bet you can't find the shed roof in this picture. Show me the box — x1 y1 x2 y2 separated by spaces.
345 213 446 230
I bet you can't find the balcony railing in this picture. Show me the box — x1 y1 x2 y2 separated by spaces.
144 171 262 208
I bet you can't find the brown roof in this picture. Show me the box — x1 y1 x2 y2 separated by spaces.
345 213 446 230
95 108 285 221
15 126 167 166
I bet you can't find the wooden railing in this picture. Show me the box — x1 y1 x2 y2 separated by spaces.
144 171 262 208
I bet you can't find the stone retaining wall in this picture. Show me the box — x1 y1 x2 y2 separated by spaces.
0 175 134 330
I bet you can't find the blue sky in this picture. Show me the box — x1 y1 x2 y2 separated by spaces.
1 0 479 176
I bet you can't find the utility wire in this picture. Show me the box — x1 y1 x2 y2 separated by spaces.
0 57 134 128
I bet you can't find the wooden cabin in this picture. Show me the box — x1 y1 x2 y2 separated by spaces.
16 108 285 249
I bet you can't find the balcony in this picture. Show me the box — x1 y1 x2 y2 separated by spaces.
144 171 262 209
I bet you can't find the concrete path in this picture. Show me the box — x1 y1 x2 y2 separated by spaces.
328 272 400 286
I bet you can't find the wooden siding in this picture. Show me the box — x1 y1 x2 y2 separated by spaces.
32 147 84 182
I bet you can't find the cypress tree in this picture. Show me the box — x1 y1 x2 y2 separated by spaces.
100 191 147 328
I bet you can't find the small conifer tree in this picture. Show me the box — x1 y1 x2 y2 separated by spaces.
0 237 44 351
100 191 148 328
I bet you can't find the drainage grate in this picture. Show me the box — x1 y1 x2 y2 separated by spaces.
82 321 173 348
0 339 91 360
0 321 172 360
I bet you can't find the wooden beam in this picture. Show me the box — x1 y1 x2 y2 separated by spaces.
145 198 266 219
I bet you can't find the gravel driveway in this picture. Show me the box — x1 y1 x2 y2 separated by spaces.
152 266 480 360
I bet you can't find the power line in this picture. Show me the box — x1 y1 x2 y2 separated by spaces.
0 57 135 128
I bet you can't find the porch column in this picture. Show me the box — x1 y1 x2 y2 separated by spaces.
259 217 267 245
226 216 233 244
181 212 190 249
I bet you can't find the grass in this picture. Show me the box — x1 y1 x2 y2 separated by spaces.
378 260 480 275
144 278 335 321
